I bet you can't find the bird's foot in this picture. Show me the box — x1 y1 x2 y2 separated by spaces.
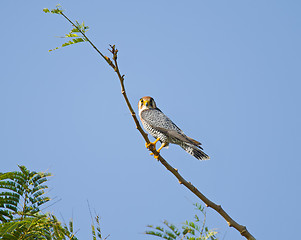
149 142 167 160
150 152 160 160
145 142 155 149
145 138 160 150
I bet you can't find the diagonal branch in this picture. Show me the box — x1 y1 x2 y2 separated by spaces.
54 10 256 240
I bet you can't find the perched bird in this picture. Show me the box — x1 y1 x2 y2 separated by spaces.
138 96 209 160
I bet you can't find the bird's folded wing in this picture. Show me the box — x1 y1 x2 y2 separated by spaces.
141 109 202 149
141 109 181 131
156 128 203 149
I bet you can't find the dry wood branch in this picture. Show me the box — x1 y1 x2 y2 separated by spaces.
111 48 256 240
56 12 256 240
102 47 255 240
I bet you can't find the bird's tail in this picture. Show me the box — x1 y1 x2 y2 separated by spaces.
181 144 210 160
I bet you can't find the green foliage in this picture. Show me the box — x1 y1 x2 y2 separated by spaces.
0 165 51 222
43 4 63 15
145 203 218 240
0 214 78 240
44 5 89 52
0 166 78 240
91 215 109 240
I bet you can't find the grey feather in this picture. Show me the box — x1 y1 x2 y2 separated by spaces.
140 108 181 132
141 108 202 148
140 108 209 161
181 144 210 160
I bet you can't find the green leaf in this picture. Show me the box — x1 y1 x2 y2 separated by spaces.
49 38 86 52
146 203 218 240
48 4 64 15
0 166 80 239
65 33 79 38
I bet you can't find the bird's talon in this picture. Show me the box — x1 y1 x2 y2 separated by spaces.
146 142 155 150
149 150 160 159
145 137 160 150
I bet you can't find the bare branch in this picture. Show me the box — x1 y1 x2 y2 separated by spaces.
53 10 256 240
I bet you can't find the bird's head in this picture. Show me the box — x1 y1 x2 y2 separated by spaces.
138 96 157 113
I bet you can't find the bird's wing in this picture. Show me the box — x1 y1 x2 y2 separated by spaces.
141 108 181 131
141 109 202 148
157 128 203 149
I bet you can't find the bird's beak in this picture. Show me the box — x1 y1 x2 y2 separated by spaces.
145 102 149 107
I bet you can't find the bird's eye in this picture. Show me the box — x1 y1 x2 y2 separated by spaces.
140 99 143 106
149 99 153 107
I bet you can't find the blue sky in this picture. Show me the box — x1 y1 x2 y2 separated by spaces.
1 1 300 239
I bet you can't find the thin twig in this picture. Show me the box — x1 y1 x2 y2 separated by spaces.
60 12 114 68
56 11 256 240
